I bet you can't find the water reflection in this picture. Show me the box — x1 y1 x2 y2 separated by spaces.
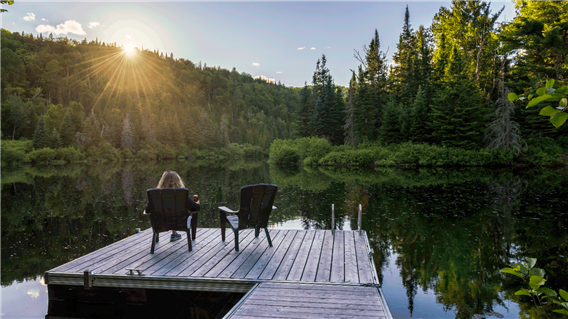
2 161 567 318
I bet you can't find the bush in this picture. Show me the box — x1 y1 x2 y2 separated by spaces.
136 148 157 160
1 140 32 166
120 148 135 160
273 145 300 165
28 147 57 163
55 147 85 162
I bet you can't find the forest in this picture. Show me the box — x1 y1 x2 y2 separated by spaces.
2 0 567 167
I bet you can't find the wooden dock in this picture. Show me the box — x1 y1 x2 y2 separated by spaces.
45 228 392 318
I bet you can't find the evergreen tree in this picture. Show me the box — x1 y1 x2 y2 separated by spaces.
343 72 357 146
298 82 314 137
59 110 76 146
47 128 62 149
33 115 49 149
409 86 431 143
353 66 374 142
364 30 389 139
390 6 418 106
380 96 403 144
430 46 486 149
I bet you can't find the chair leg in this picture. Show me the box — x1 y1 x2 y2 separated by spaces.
186 230 192 252
264 228 273 247
220 217 226 242
151 231 157 254
255 226 260 237
234 230 239 252
191 213 198 240
155 230 159 243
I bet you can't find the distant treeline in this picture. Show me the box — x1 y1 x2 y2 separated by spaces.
2 1 567 168
1 27 299 164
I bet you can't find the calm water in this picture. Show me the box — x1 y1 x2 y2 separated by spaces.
2 160 567 318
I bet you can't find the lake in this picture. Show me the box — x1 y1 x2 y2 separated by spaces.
2 160 567 318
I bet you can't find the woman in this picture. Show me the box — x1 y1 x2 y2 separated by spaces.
155 170 200 241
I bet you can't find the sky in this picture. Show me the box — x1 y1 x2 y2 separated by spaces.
2 1 516 87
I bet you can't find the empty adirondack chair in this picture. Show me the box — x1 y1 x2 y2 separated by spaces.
219 184 277 251
145 188 199 254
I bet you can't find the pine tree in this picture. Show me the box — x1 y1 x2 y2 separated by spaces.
343 72 357 146
380 96 403 144
33 115 49 149
353 66 374 142
59 110 76 147
47 128 62 148
430 46 486 149
391 6 418 106
409 86 431 143
364 30 389 139
298 82 314 137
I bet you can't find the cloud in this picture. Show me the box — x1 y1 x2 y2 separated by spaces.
41 18 48 22
253 75 275 83
88 22 100 29
326 46 331 49
298 47 305 50
252 62 260 66
36 20 87 36
125 34 132 39
310 47 316 50
23 13 35 21
276 71 282 74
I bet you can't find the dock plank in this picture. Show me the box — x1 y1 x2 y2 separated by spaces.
344 231 359 283
258 230 300 280
245 230 290 279
315 230 334 282
354 231 373 284
330 230 345 283
301 230 325 282
285 230 316 281
231 230 280 279
193 229 258 277
268 230 306 281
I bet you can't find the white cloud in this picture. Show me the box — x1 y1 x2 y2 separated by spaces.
327 46 331 49
125 34 132 39
252 62 260 66
36 20 87 36
41 18 48 22
254 75 275 83
298 47 305 50
276 71 282 74
23 13 36 21
27 289 40 299
310 47 316 50
88 22 100 29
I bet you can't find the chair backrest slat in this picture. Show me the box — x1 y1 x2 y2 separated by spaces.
147 188 190 232
237 184 277 229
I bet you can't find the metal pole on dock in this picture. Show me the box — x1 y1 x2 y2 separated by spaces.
358 204 362 232
331 204 335 231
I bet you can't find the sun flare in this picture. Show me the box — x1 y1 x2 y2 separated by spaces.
123 43 137 57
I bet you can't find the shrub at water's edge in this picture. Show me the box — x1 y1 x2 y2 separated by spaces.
269 137 567 168
1 140 265 167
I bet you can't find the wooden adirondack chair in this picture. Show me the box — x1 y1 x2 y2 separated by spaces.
218 184 277 251
145 188 198 254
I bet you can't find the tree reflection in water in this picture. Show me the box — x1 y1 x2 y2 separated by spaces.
2 161 567 318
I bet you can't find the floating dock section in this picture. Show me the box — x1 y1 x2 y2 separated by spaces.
45 228 392 319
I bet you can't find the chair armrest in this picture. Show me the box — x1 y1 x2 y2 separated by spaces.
218 206 237 214
142 210 151 216
272 206 277 209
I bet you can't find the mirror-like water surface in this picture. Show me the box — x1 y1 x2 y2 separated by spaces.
2 160 567 318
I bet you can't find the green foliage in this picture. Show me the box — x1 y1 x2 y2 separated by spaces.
510 80 568 128
1 139 32 166
54 147 84 163
28 147 56 164
501 258 568 317
269 137 332 167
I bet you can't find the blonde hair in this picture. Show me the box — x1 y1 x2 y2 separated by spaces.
157 170 185 188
